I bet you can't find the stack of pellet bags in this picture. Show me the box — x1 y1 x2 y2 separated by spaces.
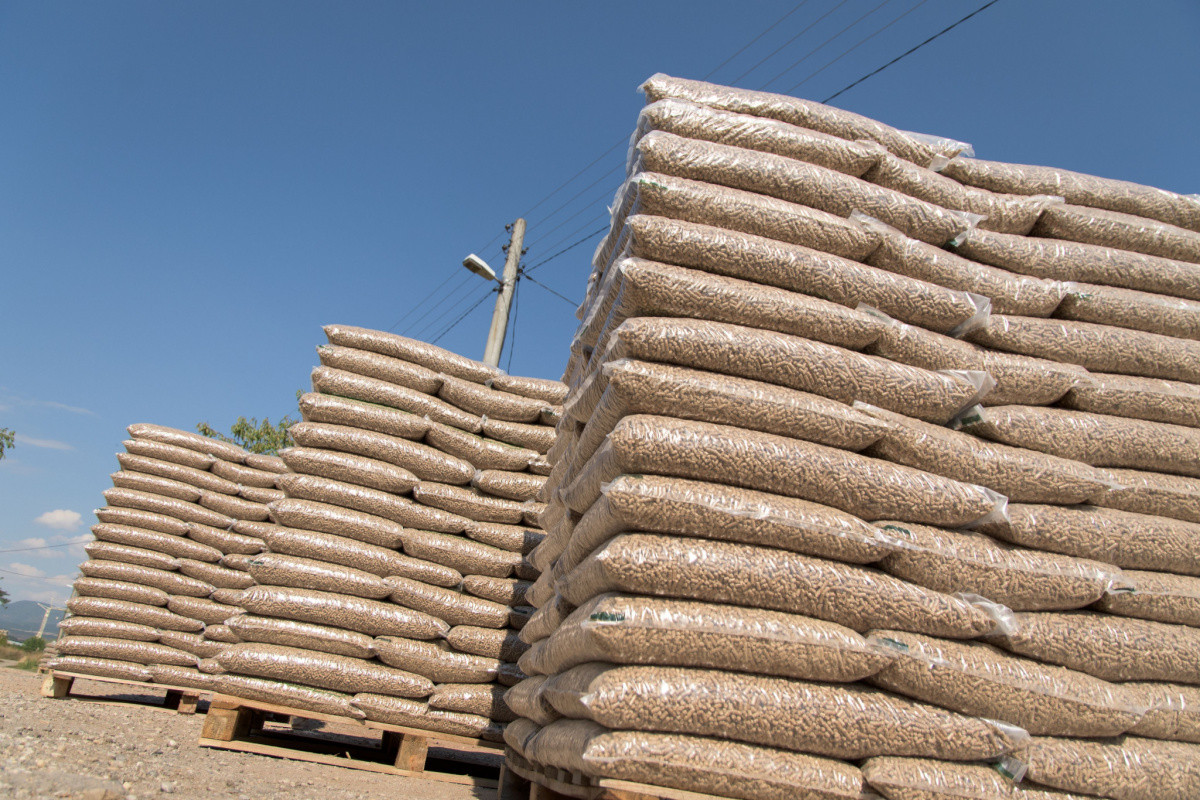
501 74 1200 800
51 325 567 743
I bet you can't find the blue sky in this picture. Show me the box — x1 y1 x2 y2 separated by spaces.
2 0 1198 604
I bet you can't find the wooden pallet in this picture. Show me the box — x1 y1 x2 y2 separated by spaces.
40 670 207 715
501 748 735 800
199 693 504 788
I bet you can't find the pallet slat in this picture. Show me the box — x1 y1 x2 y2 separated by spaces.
40 670 208 714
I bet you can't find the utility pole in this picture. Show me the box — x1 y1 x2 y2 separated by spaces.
482 218 526 367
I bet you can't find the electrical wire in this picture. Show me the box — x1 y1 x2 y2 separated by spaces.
525 161 625 235
821 0 1003 103
386 271 459 332
524 226 609 274
786 0 930 94
758 0 892 90
729 0 851 86
704 1 812 80
505 278 521 373
529 211 611 264
522 273 578 307
430 286 497 345
0 541 86 554
409 278 493 340
398 273 475 338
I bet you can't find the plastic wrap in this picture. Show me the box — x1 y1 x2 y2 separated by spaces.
412 483 528 525
1055 281 1200 340
1061 373 1200 429
236 585 449 639
316 343 443 394
1031 203 1200 263
560 533 994 639
278 446 420 496
236 485 285 505
488 374 568 405
874 521 1124 612
626 215 985 335
584 319 988 426
1019 735 1200 800
865 154 1059 236
277 472 462 533
324 324 500 383
266 497 406 548
960 405 1200 479
564 416 1004 529
210 588 246 606
93 505 190 536
183 523 265 556
289 420 474 484
1126 682 1200 743
978 350 1088 407
480 417 556 453
372 636 500 684
445 625 528 662
226 615 374 659
116 453 239 495
47 655 153 682
351 694 503 739
148 665 218 691
208 458 280 489
520 594 574 645
260 526 462 585
860 216 1066 318
430 683 515 722
1093 569 1200 628
505 717 542 759
401 528 522 579
57 616 159 642
965 314 1200 383
860 757 1017 800
203 624 242 644
127 422 249 464
102 487 233 529
498 662 527 687
73 576 169 607
859 405 1108 505
298 393 429 444
464 520 544 554
636 132 976 245
79 559 212 597
215 673 366 719
462 575 531 606
156 630 229 659
523 592 892 682
310 366 482 433
636 97 885 177
979 502 1200 576
199 491 270 522
92 522 223 562
167 595 242 626
384 575 509 628
217 642 432 697
57 635 199 668
246 553 392 599
66 596 204 633
543 663 1024 761
527 454 553 476
472 470 545 502
985 611 1200 683
939 155 1200 233
229 519 278 538
1091 467 1200 524
425 423 538 472
82 541 180 572
862 310 985 373
505 675 561 726
640 73 938 166
438 373 549 423
950 227 1200 301
123 437 217 471
868 630 1143 737
245 453 286 473
177 558 256 589
110 470 202 502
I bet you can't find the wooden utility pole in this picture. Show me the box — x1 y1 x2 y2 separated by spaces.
482 218 526 367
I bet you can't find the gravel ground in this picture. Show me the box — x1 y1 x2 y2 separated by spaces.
0 667 498 800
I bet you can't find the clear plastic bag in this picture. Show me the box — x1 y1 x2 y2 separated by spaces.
1090 468 1200 525
110 470 202 503
438 373 550 423
472 470 545 502
464 519 545 555
316 343 443 395
79 558 212 598
519 593 574 645
218 642 432 697
445 625 529 662
57 635 199 668
289 420 475 484
1061 372 1200 429
227 615 375 659
185 522 265 556
92 522 222 563
215 673 366 719
412 483 529 525
1032 203 1200 264
384 575 509 629
977 350 1087 407
266 497 405 549
57 616 159 642
167 595 242 626
102 487 233 529
298 391 430 441
487 374 568 406
429 682 515 722
208 458 279 489
156 630 228 659
505 675 561 726
310 367 482 433
1055 282 1200 340
178 558 256 590
861 757 1023 800
247 553 392 599
236 585 449 639
542 662 1025 761
372 636 499 684
400 528 523 579
1093 569 1200 628
1126 682 1200 743
624 214 985 334
260 525 461 585
480 417 556 454
66 596 204 633
462 575 532 606
122 437 216 471
46 655 153 682
116 452 239 495
279 446 420 497
94 504 190 536
426 424 540 474
1019 735 1200 800
323 324 500 384
276 472 463 534
351 693 503 740
127 422 249 464
558 533 994 640
149 665 218 692
199 490 270 522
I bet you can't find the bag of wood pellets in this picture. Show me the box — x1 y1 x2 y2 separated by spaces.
1055 281 1200 340
217 642 434 697
640 73 942 166
57 636 199 668
288 421 476 483
236 585 449 639
298 391 431 440
1031 203 1200 263
351 694 503 740
1092 570 1200 628
215 673 366 719
1018 735 1200 800
275 472 466 534
531 719 870 800
623 214 989 334
323 324 500 383
309 367 482 432
861 757 1024 800
261 526 463 585
372 637 500 684
950 226 1200 301
519 592 892 682
1061 373 1200 429
46 655 154 682
977 349 1088 407
227 615 376 659
1126 682 1200 743
316 343 444 395
541 663 1026 761
1091 468 1200 525
557 533 995 640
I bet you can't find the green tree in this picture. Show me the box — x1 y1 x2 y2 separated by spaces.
20 636 45 653
0 427 14 460
197 392 303 455
0 582 8 607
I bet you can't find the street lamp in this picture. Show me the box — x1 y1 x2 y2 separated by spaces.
462 254 497 282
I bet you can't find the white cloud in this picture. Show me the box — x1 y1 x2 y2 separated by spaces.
34 510 83 530
15 434 73 451
5 562 46 578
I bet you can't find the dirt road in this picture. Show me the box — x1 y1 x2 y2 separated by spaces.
0 668 499 800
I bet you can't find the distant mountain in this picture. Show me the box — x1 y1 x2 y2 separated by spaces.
0 600 66 642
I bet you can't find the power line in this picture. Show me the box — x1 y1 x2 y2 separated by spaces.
787 0 930 94
525 161 625 234
386 271 459 333
399 273 475 338
730 0 851 86
821 0 1003 103
0 541 86 554
703 1 812 80
505 279 521 373
524 226 609 274
409 277 491 340
430 286 496 346
521 273 578 307
759 0 892 90
530 211 611 264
